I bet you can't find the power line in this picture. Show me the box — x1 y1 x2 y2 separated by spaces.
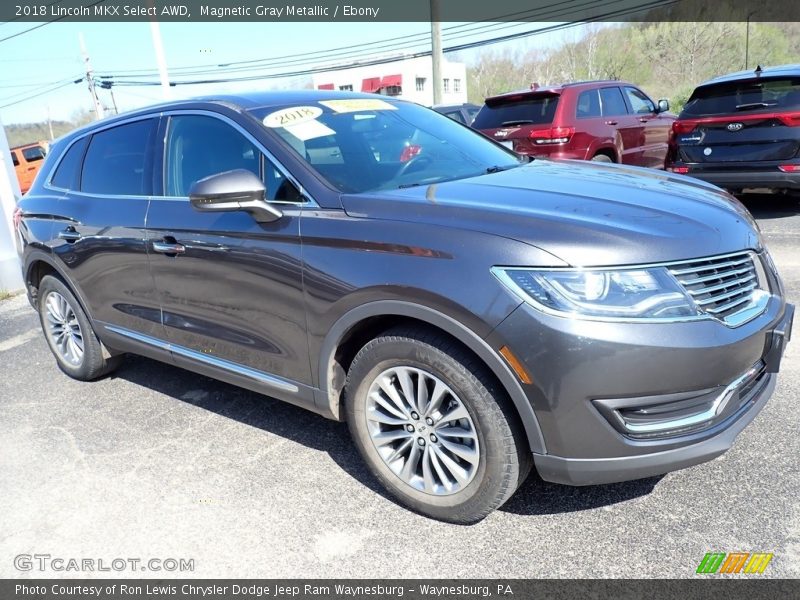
0 80 76 109
0 1 104 44
101 21 534 80
97 0 604 78
102 0 675 89
0 0 62 28
0 74 82 104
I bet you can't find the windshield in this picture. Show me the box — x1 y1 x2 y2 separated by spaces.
250 98 522 193
472 94 559 129
682 77 800 116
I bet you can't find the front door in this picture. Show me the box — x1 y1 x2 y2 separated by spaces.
622 86 670 169
145 113 311 389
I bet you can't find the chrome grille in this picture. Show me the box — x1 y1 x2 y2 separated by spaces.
668 252 764 320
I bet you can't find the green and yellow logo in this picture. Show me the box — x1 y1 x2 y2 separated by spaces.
696 552 773 574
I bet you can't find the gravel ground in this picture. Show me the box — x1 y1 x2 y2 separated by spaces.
1 195 798 579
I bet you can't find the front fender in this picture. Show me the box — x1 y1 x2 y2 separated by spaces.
315 299 547 454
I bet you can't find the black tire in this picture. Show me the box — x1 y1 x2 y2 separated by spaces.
344 326 531 524
591 153 614 163
37 275 121 381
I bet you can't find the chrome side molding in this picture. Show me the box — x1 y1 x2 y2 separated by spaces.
103 324 299 394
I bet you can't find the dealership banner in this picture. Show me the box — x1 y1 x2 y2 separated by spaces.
3 0 800 23
2 579 799 600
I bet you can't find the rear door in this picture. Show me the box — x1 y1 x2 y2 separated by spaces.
574 88 606 158
51 117 163 340
675 76 800 166
622 86 671 168
145 111 311 389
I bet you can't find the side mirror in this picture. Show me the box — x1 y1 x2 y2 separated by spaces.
188 169 282 223
657 98 670 113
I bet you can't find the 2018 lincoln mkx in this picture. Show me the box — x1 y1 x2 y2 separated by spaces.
15 91 793 523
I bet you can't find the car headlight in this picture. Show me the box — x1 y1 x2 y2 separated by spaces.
492 267 699 319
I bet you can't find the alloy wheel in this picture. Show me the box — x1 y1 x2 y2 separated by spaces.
365 366 480 495
44 291 84 366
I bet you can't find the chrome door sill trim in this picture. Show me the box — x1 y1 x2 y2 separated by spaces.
103 324 299 394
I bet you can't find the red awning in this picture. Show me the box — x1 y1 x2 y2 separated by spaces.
317 83 334 90
381 74 402 88
361 77 381 92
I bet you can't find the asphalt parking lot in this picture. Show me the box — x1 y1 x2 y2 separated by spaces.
1 195 799 579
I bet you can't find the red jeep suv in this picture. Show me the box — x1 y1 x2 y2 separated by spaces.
473 80 674 169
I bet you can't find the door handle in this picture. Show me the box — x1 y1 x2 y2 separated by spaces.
639 117 649 123
58 228 81 242
152 238 185 255
605 120 618 126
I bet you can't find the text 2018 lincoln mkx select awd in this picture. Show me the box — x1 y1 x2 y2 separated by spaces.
15 91 794 523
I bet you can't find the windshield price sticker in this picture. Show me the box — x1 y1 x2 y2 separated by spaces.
319 99 397 113
263 106 323 128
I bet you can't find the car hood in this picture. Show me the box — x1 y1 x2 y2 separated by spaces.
341 159 762 267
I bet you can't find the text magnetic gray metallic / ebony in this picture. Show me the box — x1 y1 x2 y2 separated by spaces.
15 90 793 523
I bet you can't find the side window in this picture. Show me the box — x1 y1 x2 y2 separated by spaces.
444 110 466 124
576 89 601 118
164 115 261 197
81 119 156 195
624 87 656 114
22 145 46 162
51 137 89 190
11 151 19 167
600 87 629 117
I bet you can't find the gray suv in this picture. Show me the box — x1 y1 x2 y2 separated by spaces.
16 91 794 523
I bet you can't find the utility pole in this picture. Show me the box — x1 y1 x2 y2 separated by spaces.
147 0 172 100
0 115 24 292
430 0 443 105
100 81 120 115
109 87 119 114
46 106 54 140
745 11 757 70
79 33 104 120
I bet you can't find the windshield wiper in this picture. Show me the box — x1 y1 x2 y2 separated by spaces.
735 101 777 111
485 164 518 174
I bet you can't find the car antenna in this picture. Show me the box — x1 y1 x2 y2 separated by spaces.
755 65 763 76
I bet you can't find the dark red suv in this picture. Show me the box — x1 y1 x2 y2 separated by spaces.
473 80 675 169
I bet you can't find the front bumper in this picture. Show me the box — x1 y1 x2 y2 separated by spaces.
490 286 793 486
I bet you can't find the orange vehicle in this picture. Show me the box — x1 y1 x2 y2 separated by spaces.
10 141 48 194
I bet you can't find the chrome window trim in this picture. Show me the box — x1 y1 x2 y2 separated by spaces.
44 113 160 194
104 324 299 394
160 109 318 207
491 250 773 327
44 108 318 207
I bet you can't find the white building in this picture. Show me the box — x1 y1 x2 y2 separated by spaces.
311 55 468 107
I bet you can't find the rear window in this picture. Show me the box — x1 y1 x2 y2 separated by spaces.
22 145 46 162
473 94 559 129
51 137 89 190
682 77 800 117
576 90 601 118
